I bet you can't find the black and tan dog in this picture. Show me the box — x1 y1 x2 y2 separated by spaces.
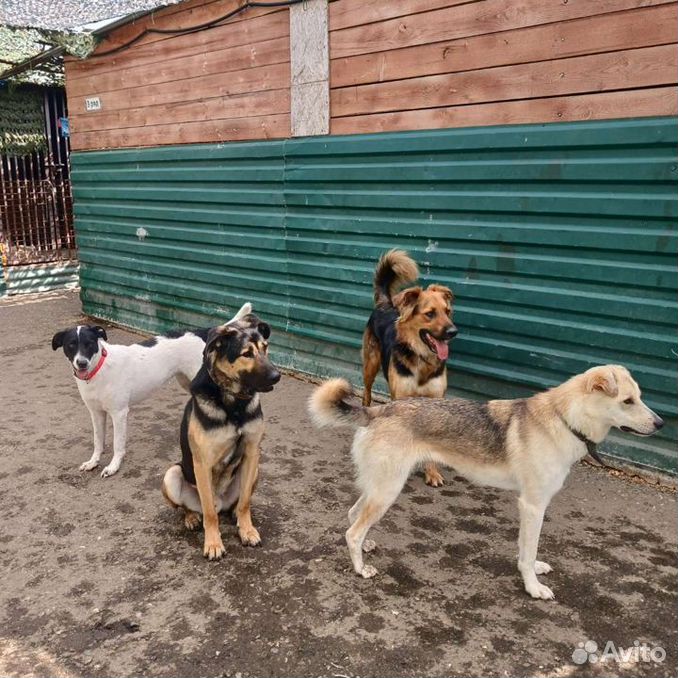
162 312 280 559
362 250 457 486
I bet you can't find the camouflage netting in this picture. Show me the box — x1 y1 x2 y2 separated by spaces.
0 87 46 156
1 0 182 32
0 27 64 85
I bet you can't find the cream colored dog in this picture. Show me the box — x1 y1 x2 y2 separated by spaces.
309 365 664 600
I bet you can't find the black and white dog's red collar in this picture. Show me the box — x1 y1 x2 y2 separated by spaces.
74 348 108 382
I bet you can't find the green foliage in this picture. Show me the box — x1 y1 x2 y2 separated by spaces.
0 87 46 156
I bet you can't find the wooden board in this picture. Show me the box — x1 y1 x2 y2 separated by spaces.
89 0 281 55
330 0 674 59
331 4 677 88
331 87 677 135
332 45 677 117
329 0 472 31
71 114 291 151
67 36 289 98
66 3 291 150
69 62 290 116
71 88 290 134
66 10 288 82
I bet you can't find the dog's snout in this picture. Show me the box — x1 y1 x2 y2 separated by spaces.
270 369 281 385
444 325 458 340
76 358 89 368
653 415 664 430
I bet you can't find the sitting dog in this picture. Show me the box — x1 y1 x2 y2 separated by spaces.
362 249 457 487
161 312 281 559
51 303 251 477
309 365 663 599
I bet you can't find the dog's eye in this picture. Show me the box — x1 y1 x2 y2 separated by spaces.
623 397 634 405
425 311 436 319
241 348 254 358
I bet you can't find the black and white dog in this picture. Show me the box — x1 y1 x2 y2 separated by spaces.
51 303 252 478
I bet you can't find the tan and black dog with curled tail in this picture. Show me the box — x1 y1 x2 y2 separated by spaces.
162 313 281 559
362 249 458 487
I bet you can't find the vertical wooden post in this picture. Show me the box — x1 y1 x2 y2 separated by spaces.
290 0 329 137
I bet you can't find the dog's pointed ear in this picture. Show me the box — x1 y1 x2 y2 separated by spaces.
427 284 454 304
586 367 619 398
393 286 422 322
52 330 66 351
93 325 107 341
258 322 271 340
204 326 240 362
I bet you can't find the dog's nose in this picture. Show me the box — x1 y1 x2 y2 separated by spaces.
270 369 281 385
653 415 664 430
76 359 88 368
444 326 458 340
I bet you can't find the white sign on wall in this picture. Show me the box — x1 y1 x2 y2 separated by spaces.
85 96 102 111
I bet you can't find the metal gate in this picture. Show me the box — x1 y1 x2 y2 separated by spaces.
0 88 76 267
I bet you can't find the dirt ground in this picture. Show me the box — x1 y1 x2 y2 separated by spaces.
0 289 675 678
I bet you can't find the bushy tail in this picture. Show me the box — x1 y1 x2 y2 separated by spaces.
308 378 373 428
373 249 419 306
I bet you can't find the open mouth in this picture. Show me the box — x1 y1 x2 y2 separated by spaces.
619 425 652 436
74 367 89 379
420 330 449 361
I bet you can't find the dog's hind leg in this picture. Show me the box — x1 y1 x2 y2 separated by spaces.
361 327 381 406
346 465 409 578
80 407 106 472
162 464 225 530
348 495 376 551
101 408 129 478
348 495 364 524
346 498 393 578
517 495 554 600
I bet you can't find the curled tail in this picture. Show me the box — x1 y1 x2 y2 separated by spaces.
373 249 419 306
309 378 375 428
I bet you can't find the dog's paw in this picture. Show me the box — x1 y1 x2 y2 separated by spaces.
534 560 552 575
203 537 225 560
79 460 99 472
525 581 555 600
360 565 378 579
362 539 377 553
100 464 120 478
424 467 445 487
184 511 201 531
239 526 261 547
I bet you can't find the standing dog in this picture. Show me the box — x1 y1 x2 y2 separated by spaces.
51 303 251 477
362 250 457 487
161 312 281 559
309 365 663 599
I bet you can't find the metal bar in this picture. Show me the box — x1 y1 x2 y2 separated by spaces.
43 91 61 258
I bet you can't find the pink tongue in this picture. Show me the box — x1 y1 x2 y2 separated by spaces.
76 368 88 378
433 338 449 361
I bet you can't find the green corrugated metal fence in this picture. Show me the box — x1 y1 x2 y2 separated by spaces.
4 262 79 295
71 117 678 475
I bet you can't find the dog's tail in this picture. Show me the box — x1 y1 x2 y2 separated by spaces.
373 249 419 306
308 378 378 429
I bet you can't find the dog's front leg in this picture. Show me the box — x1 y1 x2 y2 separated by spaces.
193 458 225 560
235 435 262 546
101 408 128 478
80 407 106 471
517 496 554 600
